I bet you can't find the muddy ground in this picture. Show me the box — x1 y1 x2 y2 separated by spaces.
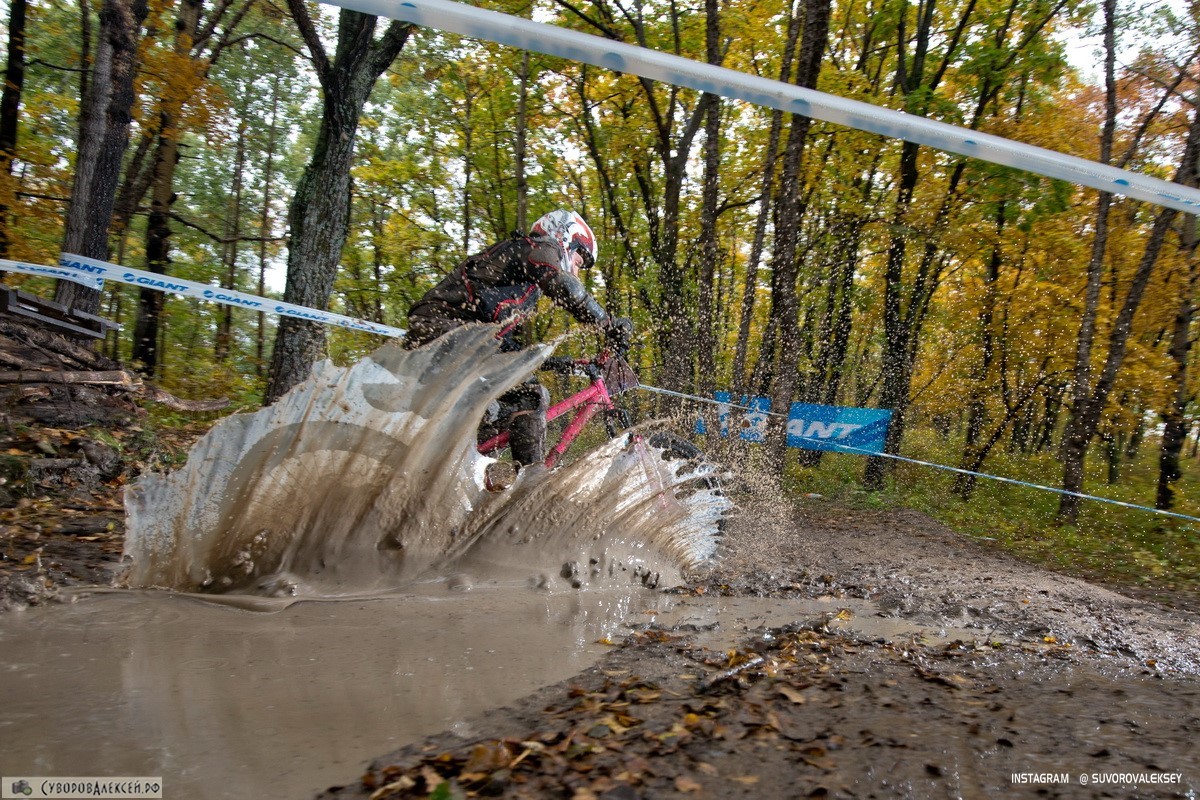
310 504 1200 799
3 423 1199 798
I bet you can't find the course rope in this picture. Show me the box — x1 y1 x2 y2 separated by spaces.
638 384 1200 525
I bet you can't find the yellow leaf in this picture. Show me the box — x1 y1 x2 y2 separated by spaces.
463 741 510 773
731 775 759 785
675 776 703 792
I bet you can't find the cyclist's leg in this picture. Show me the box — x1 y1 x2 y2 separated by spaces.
500 379 550 466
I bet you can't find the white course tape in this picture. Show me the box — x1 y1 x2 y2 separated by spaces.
2 254 408 338
318 0 1200 215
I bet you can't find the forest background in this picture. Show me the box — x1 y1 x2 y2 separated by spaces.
1 0 1198 601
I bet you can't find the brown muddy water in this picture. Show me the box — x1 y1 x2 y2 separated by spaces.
0 586 652 798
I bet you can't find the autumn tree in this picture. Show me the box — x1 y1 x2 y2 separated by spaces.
263 6 411 404
53 0 148 315
0 0 27 261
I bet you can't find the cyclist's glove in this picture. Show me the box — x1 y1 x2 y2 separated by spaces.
603 316 634 353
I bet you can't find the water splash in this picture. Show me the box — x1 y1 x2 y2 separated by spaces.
122 325 730 596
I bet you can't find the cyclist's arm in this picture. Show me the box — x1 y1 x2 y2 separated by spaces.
527 240 609 327
538 268 608 326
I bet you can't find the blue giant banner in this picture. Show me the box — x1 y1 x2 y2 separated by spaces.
786 402 892 454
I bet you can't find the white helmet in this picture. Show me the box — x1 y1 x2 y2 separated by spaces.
531 209 597 276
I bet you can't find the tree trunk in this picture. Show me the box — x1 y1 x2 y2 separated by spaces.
964 202 1005 449
0 0 27 261
1157 210 1199 510
215 117 248 362
257 75 283 377
1059 101 1200 522
55 0 148 315
695 0 722 395
132 0 204 373
515 52 530 233
730 5 802 396
264 9 411 404
863 0 940 490
1056 0 1118 521
766 0 832 470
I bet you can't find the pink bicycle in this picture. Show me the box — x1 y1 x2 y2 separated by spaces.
477 349 641 469
476 343 712 490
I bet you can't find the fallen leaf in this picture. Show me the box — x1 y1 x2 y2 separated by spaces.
777 685 807 704
367 775 415 800
675 776 703 792
731 775 759 785
463 741 510 773
697 762 719 776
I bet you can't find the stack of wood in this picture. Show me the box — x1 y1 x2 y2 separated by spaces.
0 317 229 428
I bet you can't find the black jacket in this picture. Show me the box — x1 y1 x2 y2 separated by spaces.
407 233 607 347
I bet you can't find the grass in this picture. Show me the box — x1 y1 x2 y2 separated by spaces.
775 429 1200 607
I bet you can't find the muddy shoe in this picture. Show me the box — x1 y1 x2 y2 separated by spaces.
484 460 519 492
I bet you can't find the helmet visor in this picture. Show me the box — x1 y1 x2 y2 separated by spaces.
570 241 595 271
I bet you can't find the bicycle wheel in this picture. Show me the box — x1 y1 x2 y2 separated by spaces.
646 431 703 460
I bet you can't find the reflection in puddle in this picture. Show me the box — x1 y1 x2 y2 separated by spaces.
0 587 659 799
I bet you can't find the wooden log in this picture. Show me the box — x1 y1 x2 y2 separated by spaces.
0 369 137 385
139 384 230 412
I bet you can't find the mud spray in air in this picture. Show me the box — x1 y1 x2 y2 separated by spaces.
122 324 730 599
1 325 739 799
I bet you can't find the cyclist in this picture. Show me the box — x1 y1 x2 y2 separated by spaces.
405 209 633 467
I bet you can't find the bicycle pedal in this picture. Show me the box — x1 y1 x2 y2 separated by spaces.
484 461 519 492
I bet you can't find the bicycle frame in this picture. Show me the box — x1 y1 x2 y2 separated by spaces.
477 355 628 469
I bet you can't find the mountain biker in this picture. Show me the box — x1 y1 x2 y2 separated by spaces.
404 209 633 467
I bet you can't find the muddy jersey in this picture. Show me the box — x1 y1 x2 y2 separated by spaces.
406 233 607 346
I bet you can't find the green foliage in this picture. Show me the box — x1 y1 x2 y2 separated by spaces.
781 428 1200 600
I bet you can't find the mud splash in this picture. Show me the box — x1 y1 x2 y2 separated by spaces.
122 325 729 597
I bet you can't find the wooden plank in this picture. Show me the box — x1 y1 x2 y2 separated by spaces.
0 288 119 338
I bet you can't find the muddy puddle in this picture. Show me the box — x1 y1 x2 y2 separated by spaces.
0 583 1016 799
0 587 645 798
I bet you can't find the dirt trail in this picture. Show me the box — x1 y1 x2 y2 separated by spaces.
318 503 1200 800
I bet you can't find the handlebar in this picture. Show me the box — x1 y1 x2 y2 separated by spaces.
539 350 638 396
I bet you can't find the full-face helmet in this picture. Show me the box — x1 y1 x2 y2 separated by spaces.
531 209 597 276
